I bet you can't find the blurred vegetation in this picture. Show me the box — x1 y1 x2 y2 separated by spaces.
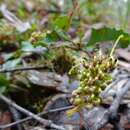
0 0 130 112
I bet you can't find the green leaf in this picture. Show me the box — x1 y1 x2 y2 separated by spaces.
42 31 59 44
87 27 130 48
41 28 71 45
52 15 69 30
0 74 10 94
54 27 71 42
0 74 9 86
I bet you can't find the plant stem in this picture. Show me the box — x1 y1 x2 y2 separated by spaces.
110 34 124 57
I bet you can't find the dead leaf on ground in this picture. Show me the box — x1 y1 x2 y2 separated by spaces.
116 48 130 62
43 94 82 130
27 70 67 92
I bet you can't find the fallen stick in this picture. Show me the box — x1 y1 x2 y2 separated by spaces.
0 105 73 129
0 94 66 130
0 66 46 73
84 79 130 130
8 106 23 130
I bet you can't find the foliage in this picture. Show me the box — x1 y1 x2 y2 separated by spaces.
1 0 130 114
87 27 130 48
0 74 10 93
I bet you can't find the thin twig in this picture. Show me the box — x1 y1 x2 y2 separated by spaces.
8 106 23 130
0 66 46 73
0 94 66 130
109 79 130 116
96 79 130 130
49 42 91 56
0 105 73 129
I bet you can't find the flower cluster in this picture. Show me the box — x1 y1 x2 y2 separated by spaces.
69 52 117 110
